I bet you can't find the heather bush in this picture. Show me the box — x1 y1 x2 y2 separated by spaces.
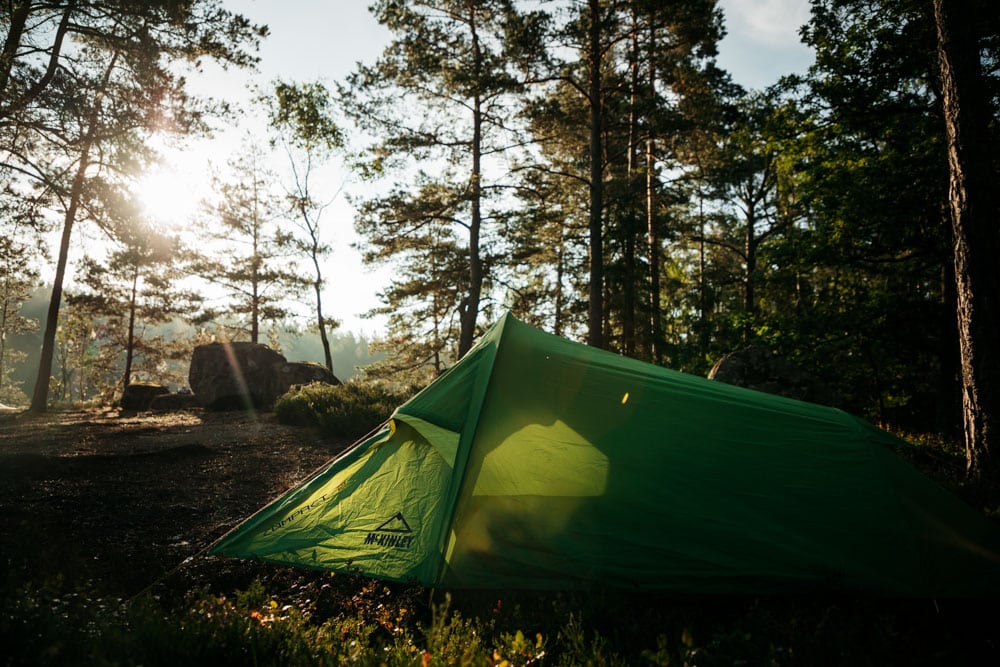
2 576 996 666
274 381 412 441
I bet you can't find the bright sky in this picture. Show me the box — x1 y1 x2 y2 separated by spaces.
717 0 813 87
138 0 814 336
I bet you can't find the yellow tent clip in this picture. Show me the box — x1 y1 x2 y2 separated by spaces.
370 419 396 451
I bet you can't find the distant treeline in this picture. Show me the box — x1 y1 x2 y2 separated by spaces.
5 287 383 403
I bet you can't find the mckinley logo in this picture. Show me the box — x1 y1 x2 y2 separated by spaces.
364 512 416 549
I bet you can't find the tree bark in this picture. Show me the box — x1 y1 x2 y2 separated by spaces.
697 188 709 360
30 154 89 412
743 201 757 345
312 256 333 373
458 94 483 358
0 1 76 121
0 0 33 99
122 263 139 390
621 6 640 357
458 7 484 359
646 20 661 364
587 0 604 349
933 0 1000 483
30 51 118 412
0 280 10 392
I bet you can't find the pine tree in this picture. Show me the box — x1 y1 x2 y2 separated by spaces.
266 80 345 373
790 0 972 424
340 0 529 363
933 0 1000 482
700 91 796 345
196 145 307 344
70 221 201 393
362 222 469 385
515 0 724 356
0 1 266 412
0 231 39 405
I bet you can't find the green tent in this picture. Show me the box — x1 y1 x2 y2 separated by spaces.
210 314 1000 596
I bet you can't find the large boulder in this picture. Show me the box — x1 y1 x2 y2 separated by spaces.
276 361 341 395
149 390 199 412
188 343 340 410
189 342 288 409
708 346 841 407
120 383 170 411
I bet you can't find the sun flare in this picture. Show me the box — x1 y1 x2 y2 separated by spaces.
134 162 206 229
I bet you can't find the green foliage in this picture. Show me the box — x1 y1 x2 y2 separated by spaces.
3 576 996 666
270 80 344 153
340 0 533 362
262 77 346 374
2 0 267 412
70 221 203 391
0 223 40 405
194 143 309 344
274 381 414 441
50 301 122 405
555 613 626 667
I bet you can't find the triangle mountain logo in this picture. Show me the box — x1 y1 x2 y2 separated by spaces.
375 512 412 534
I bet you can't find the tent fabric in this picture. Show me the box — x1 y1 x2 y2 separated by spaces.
210 313 1000 596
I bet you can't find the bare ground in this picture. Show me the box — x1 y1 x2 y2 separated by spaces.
0 408 354 600
4 408 1000 665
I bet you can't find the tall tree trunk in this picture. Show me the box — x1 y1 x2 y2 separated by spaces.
698 187 709 360
296 193 334 372
0 0 32 98
312 253 333 373
743 205 757 345
251 275 260 344
459 96 483 358
646 138 660 363
30 155 88 412
432 298 443 374
250 172 262 344
458 18 484 358
645 17 662 364
934 0 1000 483
0 0 76 121
30 52 118 413
621 6 641 357
554 232 566 338
122 263 139 390
587 0 604 349
0 285 9 392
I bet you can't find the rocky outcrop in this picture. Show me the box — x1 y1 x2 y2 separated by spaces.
188 342 339 410
276 361 340 396
149 391 199 412
120 383 170 411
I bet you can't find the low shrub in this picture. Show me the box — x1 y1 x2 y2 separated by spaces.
3 576 998 666
274 381 413 441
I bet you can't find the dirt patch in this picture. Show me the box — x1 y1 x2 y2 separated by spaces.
0 408 353 599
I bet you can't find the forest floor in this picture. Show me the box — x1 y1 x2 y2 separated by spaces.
0 407 352 600
3 408 1000 665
